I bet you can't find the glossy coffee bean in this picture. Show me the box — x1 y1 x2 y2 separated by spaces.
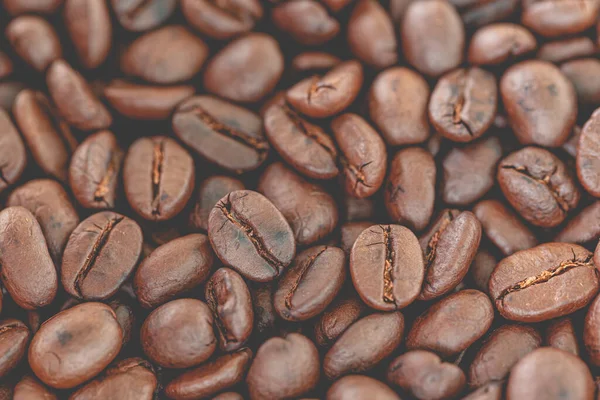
6 16 61 72
490 243 598 322
561 58 600 106
181 0 262 40
537 37 596 64
64 0 112 69
327 375 400 400
189 176 245 232
314 296 367 347
61 211 142 300
546 317 579 356
468 23 537 66
0 109 26 194
521 0 600 37
112 0 177 32
29 302 122 389
577 109 600 197
13 375 56 400
0 319 30 378
555 201 600 245
272 0 339 45
208 190 296 282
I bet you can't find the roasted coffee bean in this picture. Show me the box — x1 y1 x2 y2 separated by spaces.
6 15 61 71
521 0 600 37
343 197 374 221
546 317 579 356
555 201 600 245
141 298 216 369
64 0 112 69
61 211 142 300
4 0 63 15
385 147 435 230
29 302 122 389
498 146 580 228
189 176 245 232
489 243 598 322
247 333 320 400
506 347 595 399
578 109 600 197
0 319 30 378
123 136 195 221
406 290 493 357
251 283 276 334
314 296 366 347
501 60 577 147
173 96 269 174
108 298 134 346
166 348 252 400
561 58 600 106
272 0 339 46
468 23 537 66
537 37 596 64
387 350 466 399
461 0 519 28
0 81 27 111
13 375 56 399
0 109 26 193
208 190 296 282
585 293 600 366
469 324 541 387
351 224 423 310
291 52 341 74
327 375 400 400
112 0 178 32
418 209 481 300
181 0 262 39
340 221 372 254
469 249 497 294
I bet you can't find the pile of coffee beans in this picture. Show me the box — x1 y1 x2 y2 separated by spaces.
2 0 600 399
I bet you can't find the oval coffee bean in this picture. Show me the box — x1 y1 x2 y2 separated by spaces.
173 95 269 173
61 211 142 300
13 375 56 399
314 296 367 347
0 207 57 310
5 15 61 72
406 290 493 357
0 81 26 112
272 0 339 46
0 109 26 194
489 243 598 322
112 0 177 32
561 58 600 106
0 319 30 378
28 302 122 389
141 299 216 369
123 136 195 221
521 0 600 37
340 221 372 254
577 108 600 197
291 52 341 75
555 201 600 245
351 224 424 311
537 37 596 64
327 375 400 400
189 176 245 232
64 0 112 69
546 317 579 356
208 190 296 282
181 0 262 40
585 293 600 366
468 23 537 66
4 0 63 15
470 250 498 294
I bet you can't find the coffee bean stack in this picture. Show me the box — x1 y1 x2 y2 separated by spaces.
1 0 600 399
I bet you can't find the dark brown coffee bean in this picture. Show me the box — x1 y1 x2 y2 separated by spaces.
5 15 61 72
561 58 600 106
247 333 320 400
461 0 519 27
506 347 595 399
208 190 296 282
468 23 537 66
469 324 541 387
522 0 600 37
585 292 600 366
351 224 424 311
442 136 502 205
501 60 577 147
272 0 339 45
314 296 367 347
286 60 363 119
46 60 112 131
181 0 262 40
490 243 598 322
324 311 404 379
343 197 374 222
340 221 372 254
332 113 387 198
387 350 466 399
347 0 397 68
189 176 245 232
104 81 194 120
327 375 400 400
141 298 215 368
123 136 195 221
70 358 157 400
112 0 178 32
385 147 435 230
0 319 30 378
4 0 63 15
470 250 497 294
498 146 580 227
64 0 112 69
0 207 57 310
0 81 27 111
578 109 600 197
555 201 600 245
473 199 538 256
462 381 503 400
369 67 430 146
406 290 493 357
13 375 56 400
121 26 208 84
429 68 498 142
173 95 269 173
291 52 341 74
418 209 481 300
61 211 142 300
546 317 579 356
29 302 122 389
251 283 276 334
165 348 252 400
538 37 596 64
203 33 284 103
401 0 465 77
0 109 26 194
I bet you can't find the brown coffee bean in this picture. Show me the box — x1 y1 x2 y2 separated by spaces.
0 319 30 378
64 0 112 69
70 358 157 400
401 0 465 77
473 199 538 256
247 333 320 400
555 201 600 245
4 0 63 15
406 290 493 357
108 298 134 346
141 298 215 368
501 60 577 147
586 292 600 367
5 15 61 72
490 243 598 322
351 224 424 311
0 81 27 112
123 136 195 221
387 350 466 399
385 147 435 230
166 348 252 400
314 296 367 347
506 347 595 399
347 0 397 68
327 375 400 400
61 211 142 300
181 0 262 40
332 113 387 198
324 311 404 379
578 109 600 197
469 324 541 387
13 375 56 400
470 250 497 294
272 0 339 45
251 283 276 334
286 60 363 119
46 60 112 131
461 0 519 28
468 23 537 65
546 317 579 356
173 95 269 174
561 58 600 106
189 176 245 232
340 221 372 254
429 68 498 142
112 0 178 32
537 37 596 64
291 52 341 74
29 302 122 389
498 146 580 227
418 209 481 300
0 109 26 194
203 33 284 102
462 381 503 400
208 190 296 282
522 0 600 37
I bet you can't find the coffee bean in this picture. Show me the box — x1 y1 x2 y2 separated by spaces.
577 109 600 197
327 375 400 400
537 36 596 64
251 283 276 335
291 52 341 75
561 58 600 106
314 296 367 347
340 221 372 254
181 0 263 40
0 109 26 194
0 319 30 378
4 0 63 15
489 243 598 322
461 0 519 28
462 381 503 400
468 23 537 65
6 15 62 71
555 201 600 245
108 298 134 346
64 0 112 69
546 317 579 356
189 176 245 232
585 293 600 367
0 81 27 111
521 0 600 37
272 0 340 46
112 0 177 32
13 375 56 399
